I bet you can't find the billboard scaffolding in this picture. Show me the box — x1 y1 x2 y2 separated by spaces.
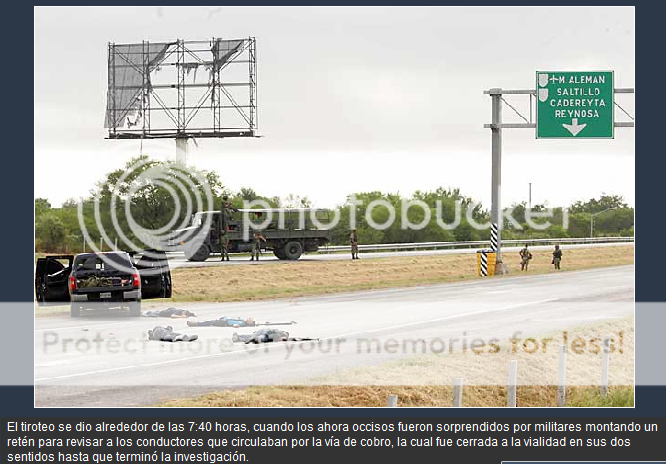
105 38 257 141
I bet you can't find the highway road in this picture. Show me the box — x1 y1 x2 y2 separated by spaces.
169 242 631 268
34 265 634 407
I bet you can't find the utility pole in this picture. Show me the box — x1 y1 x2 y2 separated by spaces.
489 89 507 274
528 183 532 210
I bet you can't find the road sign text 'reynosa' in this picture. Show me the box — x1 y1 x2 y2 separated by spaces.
536 71 614 139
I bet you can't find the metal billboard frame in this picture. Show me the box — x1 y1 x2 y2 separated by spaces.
106 37 257 140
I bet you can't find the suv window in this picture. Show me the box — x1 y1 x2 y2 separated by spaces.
74 253 133 271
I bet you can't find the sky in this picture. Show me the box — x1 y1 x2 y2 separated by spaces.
34 6 635 209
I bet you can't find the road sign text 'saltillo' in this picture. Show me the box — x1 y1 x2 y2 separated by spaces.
536 71 614 139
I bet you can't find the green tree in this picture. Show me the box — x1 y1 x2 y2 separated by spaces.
282 194 312 208
35 213 66 252
93 156 224 249
61 198 79 209
35 198 51 217
239 187 258 202
594 208 634 235
569 194 628 214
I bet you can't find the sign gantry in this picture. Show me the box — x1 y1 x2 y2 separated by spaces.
483 71 634 274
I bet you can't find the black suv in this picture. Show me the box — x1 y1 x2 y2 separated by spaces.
35 250 172 317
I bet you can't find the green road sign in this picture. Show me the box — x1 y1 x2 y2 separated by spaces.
536 71 614 139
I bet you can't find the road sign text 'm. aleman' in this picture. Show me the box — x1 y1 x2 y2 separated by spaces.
536 71 614 139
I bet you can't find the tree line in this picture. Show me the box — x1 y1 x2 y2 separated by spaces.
35 157 634 253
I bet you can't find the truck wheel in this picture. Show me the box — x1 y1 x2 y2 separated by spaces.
128 301 142 317
70 303 82 318
185 244 210 262
273 246 287 260
283 241 303 260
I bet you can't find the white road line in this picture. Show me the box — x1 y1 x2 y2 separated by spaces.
34 297 556 383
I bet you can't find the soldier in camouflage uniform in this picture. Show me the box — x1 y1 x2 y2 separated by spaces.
219 233 230 262
552 245 563 270
519 244 532 271
250 231 267 261
350 229 359 260
219 195 238 261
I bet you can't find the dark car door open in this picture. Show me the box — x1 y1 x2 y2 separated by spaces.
35 255 74 303
130 250 172 299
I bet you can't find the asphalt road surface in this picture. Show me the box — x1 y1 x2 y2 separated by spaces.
169 242 631 268
34 265 634 407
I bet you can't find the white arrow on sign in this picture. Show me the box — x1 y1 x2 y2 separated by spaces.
562 118 587 136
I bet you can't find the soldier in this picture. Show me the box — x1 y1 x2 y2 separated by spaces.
219 232 230 262
350 229 359 260
552 245 563 270
519 244 533 271
219 195 238 262
250 230 267 261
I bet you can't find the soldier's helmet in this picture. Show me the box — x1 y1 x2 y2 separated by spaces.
222 195 229 201
555 245 560 249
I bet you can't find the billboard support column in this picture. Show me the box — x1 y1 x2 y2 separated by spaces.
176 138 188 165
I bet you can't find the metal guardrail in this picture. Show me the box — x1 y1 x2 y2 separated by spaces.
319 236 634 253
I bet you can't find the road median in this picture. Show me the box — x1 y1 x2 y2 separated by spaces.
169 244 633 302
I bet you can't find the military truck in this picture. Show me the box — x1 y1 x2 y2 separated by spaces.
167 208 332 262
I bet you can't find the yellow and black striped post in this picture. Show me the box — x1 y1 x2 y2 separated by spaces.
490 223 499 252
477 250 496 277
480 251 489 276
